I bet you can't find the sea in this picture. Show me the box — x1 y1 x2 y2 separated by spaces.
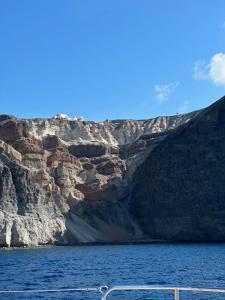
0 243 225 299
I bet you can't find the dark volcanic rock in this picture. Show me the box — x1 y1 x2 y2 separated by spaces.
130 96 225 242
82 162 94 170
13 137 44 154
47 149 80 168
96 158 125 175
68 143 107 158
0 119 29 144
43 135 64 150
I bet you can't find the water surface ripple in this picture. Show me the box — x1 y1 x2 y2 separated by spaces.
0 243 225 299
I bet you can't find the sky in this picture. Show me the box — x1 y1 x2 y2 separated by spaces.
1 0 225 120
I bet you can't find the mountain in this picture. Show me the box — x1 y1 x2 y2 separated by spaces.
131 96 225 241
1 95 225 247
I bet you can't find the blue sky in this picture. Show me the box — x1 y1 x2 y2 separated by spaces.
1 0 225 120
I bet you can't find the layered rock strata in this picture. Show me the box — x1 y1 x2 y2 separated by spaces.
0 104 207 246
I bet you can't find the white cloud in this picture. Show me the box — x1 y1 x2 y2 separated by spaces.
193 52 225 86
154 82 179 103
193 61 209 80
209 53 225 85
178 100 190 114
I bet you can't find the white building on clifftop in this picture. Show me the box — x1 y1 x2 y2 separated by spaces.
53 114 84 121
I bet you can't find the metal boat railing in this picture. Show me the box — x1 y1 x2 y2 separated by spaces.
100 285 225 299
1 285 225 299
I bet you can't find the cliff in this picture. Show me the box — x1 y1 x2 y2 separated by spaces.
0 96 220 246
130 96 225 241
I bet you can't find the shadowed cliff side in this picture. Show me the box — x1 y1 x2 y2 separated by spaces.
130 96 225 241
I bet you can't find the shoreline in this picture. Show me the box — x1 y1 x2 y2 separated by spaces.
2 239 225 250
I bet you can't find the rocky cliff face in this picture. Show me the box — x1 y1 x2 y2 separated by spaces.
0 104 206 247
130 96 225 241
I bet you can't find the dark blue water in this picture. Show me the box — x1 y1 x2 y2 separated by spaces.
0 243 225 299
